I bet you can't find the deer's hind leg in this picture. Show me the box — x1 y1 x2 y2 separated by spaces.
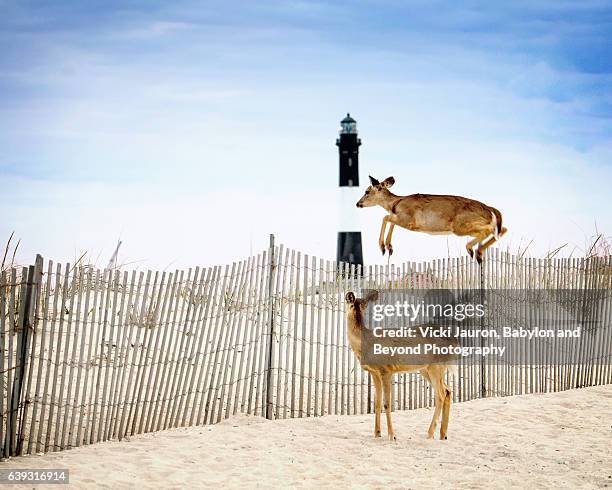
440 381 452 440
423 368 445 439
465 236 480 260
371 371 383 438
465 232 489 263
475 226 508 260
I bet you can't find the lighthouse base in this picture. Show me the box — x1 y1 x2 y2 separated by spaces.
337 231 363 267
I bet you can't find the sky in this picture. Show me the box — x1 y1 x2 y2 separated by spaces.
1 0 611 269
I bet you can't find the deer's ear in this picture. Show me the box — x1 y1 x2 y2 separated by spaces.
345 292 356 304
369 175 380 186
381 176 395 188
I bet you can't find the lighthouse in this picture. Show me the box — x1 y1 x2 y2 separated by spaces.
336 113 363 267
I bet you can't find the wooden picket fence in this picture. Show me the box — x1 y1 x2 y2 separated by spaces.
1 236 611 458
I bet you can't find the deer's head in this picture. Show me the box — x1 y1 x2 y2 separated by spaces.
356 176 395 208
345 292 360 327
345 290 379 316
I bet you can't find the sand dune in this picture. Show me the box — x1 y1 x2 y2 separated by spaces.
1 385 611 489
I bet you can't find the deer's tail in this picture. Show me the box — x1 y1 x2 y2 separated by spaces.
490 207 503 240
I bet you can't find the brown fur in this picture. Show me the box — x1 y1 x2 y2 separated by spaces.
345 291 456 441
356 176 507 263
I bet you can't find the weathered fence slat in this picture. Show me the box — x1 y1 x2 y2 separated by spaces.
44 264 68 452
213 260 247 423
243 256 262 416
19 257 43 455
274 248 290 419
263 237 280 420
105 270 131 439
157 268 191 431
190 265 221 423
145 270 178 431
289 251 301 418
167 269 203 429
115 270 146 439
226 257 254 419
306 255 316 417
69 266 95 448
0 271 7 456
126 271 159 436
107 270 137 440
130 271 165 436
177 267 211 427
100 270 127 442
270 246 287 419
148 269 181 433
58 266 84 450
89 268 114 444
205 263 237 424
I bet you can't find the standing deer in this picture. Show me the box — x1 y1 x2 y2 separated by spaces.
356 176 507 263
345 290 457 441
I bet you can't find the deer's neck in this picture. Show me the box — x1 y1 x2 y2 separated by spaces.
346 310 364 353
379 191 402 213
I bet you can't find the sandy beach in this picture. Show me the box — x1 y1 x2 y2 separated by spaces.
1 385 610 489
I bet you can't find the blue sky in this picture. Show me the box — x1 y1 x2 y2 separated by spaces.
1 0 611 267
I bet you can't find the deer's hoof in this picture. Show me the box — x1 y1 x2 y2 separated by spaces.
389 434 397 441
467 248 474 259
387 246 393 256
476 254 483 265
374 430 381 438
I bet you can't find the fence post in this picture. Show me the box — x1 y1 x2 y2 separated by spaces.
480 260 486 399
7 266 32 457
264 234 277 420
7 255 43 457
16 255 43 455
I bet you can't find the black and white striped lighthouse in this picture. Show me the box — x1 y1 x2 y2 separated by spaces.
336 113 363 266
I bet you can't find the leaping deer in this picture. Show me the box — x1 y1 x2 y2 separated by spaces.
345 290 457 440
356 176 507 263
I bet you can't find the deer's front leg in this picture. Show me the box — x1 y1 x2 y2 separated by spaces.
379 216 389 255
382 372 396 441
385 223 395 256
